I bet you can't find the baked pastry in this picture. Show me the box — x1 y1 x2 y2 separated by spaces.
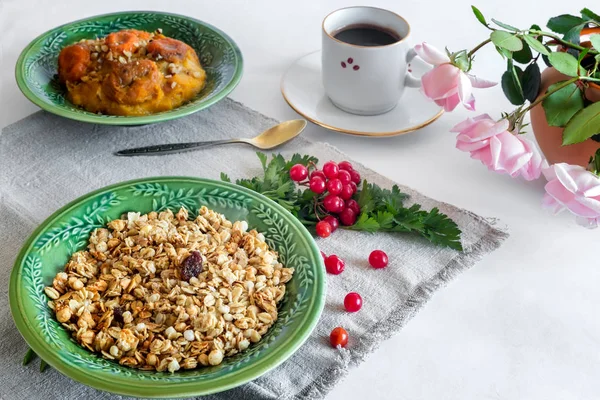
57 29 206 116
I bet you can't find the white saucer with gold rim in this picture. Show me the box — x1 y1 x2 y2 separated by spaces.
281 50 444 137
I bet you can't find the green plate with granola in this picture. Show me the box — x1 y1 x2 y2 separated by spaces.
9 177 325 398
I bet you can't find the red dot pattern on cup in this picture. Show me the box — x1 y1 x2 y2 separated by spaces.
341 57 359 70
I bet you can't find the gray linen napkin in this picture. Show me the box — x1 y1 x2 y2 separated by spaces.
0 98 508 399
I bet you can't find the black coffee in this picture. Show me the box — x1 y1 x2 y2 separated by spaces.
333 24 401 46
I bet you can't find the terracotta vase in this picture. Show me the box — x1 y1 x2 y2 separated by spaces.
530 27 600 166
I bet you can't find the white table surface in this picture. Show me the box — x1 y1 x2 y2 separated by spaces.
2 1 598 399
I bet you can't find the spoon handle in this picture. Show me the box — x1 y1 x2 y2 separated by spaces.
114 139 244 156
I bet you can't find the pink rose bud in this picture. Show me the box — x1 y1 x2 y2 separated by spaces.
414 42 496 112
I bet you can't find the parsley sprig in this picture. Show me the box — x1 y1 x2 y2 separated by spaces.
222 153 462 251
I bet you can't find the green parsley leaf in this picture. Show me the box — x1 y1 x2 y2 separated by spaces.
220 172 231 183
350 213 380 232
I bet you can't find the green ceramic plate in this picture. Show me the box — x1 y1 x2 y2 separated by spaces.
15 11 243 125
9 177 325 398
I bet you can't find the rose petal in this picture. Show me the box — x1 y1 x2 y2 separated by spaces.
467 74 497 88
542 193 564 214
574 196 600 215
414 43 450 65
545 180 578 206
463 94 476 111
553 163 581 193
434 92 460 112
421 64 460 100
583 185 600 197
450 114 494 132
457 72 473 103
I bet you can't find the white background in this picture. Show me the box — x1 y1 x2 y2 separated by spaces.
1 1 599 399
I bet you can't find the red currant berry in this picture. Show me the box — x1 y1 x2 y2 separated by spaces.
310 170 326 180
349 182 358 194
346 199 360 215
315 221 332 238
337 170 352 185
323 161 339 179
344 292 363 312
323 215 339 232
323 195 344 213
289 164 308 182
326 179 343 195
350 170 361 184
338 161 354 172
330 327 349 348
339 208 357 226
369 250 389 269
340 184 354 200
325 255 345 275
309 177 326 194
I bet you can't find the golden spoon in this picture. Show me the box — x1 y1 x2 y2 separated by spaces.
115 119 307 156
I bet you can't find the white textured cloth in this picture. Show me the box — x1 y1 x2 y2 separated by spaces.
0 99 508 399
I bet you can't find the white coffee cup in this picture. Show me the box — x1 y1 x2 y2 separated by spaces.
321 6 421 116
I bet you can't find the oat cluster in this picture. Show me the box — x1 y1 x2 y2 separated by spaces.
45 207 293 372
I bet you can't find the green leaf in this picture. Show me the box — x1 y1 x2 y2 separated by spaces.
350 213 379 232
421 208 463 251
374 211 395 229
501 61 525 105
530 24 542 33
523 34 550 56
590 148 600 174
581 8 600 23
501 71 524 105
548 52 581 76
491 18 519 32
471 5 488 27
22 348 37 366
563 24 586 58
257 152 268 171
562 102 600 145
220 172 231 183
356 180 374 213
578 48 590 65
542 81 584 127
542 54 552 67
285 153 318 170
547 14 585 34
590 34 600 51
513 42 532 64
522 62 541 102
491 31 523 52
495 46 512 59
452 50 470 71
40 359 48 372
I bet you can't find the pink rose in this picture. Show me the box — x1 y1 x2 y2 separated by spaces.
450 114 544 180
414 43 496 112
542 163 600 228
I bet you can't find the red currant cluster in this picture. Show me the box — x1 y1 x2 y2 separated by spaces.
321 249 389 348
289 160 361 238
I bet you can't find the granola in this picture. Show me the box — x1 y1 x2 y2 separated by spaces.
45 207 294 372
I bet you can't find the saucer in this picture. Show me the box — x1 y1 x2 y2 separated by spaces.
281 51 444 137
